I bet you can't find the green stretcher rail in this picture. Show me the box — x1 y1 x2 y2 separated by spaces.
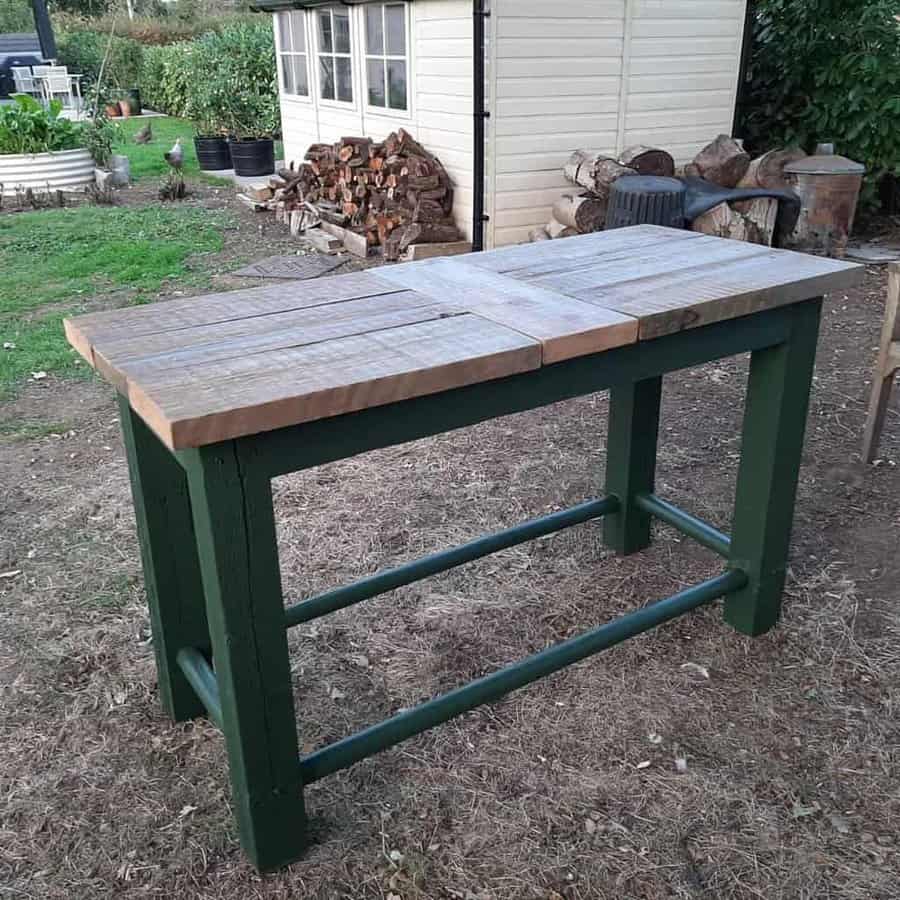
283 496 621 629
297 568 747 784
635 493 732 557
176 647 222 729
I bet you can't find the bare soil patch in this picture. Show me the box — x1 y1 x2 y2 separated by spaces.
1 203 898 898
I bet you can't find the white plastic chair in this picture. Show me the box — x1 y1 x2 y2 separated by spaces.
11 67 37 97
30 65 51 104
44 66 79 108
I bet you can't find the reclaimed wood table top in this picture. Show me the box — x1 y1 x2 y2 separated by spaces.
65 225 862 450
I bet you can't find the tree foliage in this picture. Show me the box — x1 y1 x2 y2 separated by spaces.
738 0 900 197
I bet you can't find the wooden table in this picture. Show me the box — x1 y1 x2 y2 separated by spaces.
65 225 861 870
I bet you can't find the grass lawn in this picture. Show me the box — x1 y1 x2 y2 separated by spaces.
0 205 229 395
112 116 283 183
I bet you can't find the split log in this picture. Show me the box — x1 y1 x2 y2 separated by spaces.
691 198 778 246
618 145 675 177
692 135 750 188
563 149 596 191
547 216 568 239
591 158 637 200
737 148 805 190
551 192 607 233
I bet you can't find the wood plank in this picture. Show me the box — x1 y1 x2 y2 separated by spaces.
463 225 701 274
404 241 473 261
95 291 456 392
64 271 403 368
128 315 542 449
581 251 863 339
525 237 771 296
374 258 638 363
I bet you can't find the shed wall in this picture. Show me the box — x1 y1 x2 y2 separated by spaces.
276 0 475 241
488 0 747 247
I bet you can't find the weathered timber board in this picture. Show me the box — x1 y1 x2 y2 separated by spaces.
374 259 637 363
95 291 457 392
127 315 541 449
64 271 402 366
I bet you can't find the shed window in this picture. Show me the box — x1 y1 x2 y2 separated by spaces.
317 7 353 103
365 3 408 111
276 12 309 97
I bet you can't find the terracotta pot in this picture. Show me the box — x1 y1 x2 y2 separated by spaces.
118 99 132 118
105 103 120 118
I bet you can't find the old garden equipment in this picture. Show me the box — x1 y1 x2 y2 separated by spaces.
63 227 861 871
782 145 865 258
606 174 801 247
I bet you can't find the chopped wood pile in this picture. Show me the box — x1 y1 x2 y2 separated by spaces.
240 129 463 261
535 135 803 248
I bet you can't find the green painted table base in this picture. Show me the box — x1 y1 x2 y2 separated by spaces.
119 297 822 871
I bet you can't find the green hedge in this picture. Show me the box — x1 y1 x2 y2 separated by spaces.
56 30 145 97
140 22 279 137
738 0 900 204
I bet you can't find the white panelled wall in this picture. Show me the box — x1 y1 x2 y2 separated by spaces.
275 0 474 241
271 0 747 248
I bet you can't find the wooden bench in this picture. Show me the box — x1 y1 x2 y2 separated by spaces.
862 261 900 461
64 225 861 870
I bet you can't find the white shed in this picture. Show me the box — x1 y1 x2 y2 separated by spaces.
253 0 750 249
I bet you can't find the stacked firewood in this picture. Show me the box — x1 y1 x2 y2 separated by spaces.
273 129 459 260
536 135 803 247
533 144 675 241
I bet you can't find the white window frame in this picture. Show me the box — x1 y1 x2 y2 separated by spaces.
363 2 411 117
275 11 311 101
315 5 355 107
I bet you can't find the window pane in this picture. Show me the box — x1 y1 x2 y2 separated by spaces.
367 58 385 107
293 55 308 96
280 54 295 94
387 59 407 110
291 11 305 52
334 11 351 54
319 56 335 99
318 11 332 52
365 6 384 55
278 12 292 52
385 5 405 55
336 56 353 102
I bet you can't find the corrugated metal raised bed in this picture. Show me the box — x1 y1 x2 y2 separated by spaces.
0 147 94 195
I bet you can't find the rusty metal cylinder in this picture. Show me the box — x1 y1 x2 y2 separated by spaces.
783 145 865 257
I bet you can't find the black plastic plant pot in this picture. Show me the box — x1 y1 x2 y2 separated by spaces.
229 137 275 177
127 88 142 115
194 135 232 171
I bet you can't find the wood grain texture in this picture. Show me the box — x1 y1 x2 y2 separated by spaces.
128 315 541 449
64 270 402 367
64 225 864 450
374 258 638 363
94 291 454 391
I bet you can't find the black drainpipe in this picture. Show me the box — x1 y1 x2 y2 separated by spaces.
31 0 57 61
731 0 757 139
472 0 489 251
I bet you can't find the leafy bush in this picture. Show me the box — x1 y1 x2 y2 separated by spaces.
56 29 145 94
195 22 279 138
0 95 83 155
140 21 279 137
0 0 34 32
738 0 900 201
52 10 258 46
140 42 200 118
81 116 116 167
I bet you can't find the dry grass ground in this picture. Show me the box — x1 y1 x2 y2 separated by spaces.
1 250 898 898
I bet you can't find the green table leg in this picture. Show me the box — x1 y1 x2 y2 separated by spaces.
604 376 662 555
725 298 823 636
183 440 306 871
119 395 209 721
